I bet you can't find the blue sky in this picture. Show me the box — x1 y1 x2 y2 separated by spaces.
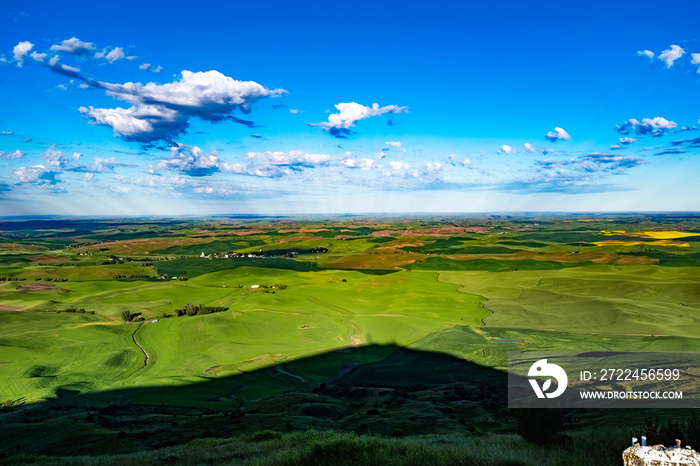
1 0 699 216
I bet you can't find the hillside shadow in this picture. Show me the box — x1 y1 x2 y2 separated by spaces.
0 344 509 458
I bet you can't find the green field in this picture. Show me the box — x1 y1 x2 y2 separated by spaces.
2 214 700 463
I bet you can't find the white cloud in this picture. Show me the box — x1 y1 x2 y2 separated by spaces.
246 150 331 167
50 37 95 55
380 161 446 186
158 144 221 176
14 164 47 182
619 137 636 145
81 70 286 142
385 141 402 148
61 64 80 73
13 41 33 67
545 127 571 142
500 144 513 154
84 173 94 181
312 102 408 137
193 185 237 195
637 50 654 59
41 145 71 168
104 47 125 64
30 51 46 63
446 154 476 168
219 150 333 179
78 83 89 89
658 44 685 68
0 150 23 160
1 131 12 135
535 154 644 181
93 157 118 172
80 104 183 140
616 117 677 136
692 53 700 73
389 161 409 170
57 84 67 90
114 174 189 189
523 143 535 153
342 158 376 170
424 162 443 173
139 63 163 73
289 108 300 114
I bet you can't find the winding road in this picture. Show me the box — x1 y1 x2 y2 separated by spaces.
130 322 150 376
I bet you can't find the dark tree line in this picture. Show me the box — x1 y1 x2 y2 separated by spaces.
171 303 229 317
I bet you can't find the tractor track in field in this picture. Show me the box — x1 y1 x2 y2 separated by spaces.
130 322 150 375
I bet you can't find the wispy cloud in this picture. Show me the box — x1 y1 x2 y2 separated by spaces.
50 37 95 56
218 150 334 179
139 63 163 73
0 150 23 160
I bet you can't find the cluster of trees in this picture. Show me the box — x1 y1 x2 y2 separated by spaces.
171 303 229 317
121 310 144 322
112 272 150 279
125 257 168 262
34 277 68 282
57 308 95 315
66 242 101 249
0 276 26 281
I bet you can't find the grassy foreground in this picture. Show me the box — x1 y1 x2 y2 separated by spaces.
3 428 631 466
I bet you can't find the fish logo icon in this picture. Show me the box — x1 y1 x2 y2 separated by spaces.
528 359 568 399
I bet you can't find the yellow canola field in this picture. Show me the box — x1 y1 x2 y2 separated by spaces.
600 230 700 239
594 239 690 247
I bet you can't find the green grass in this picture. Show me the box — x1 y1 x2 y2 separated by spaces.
622 250 700 266
0 265 489 403
0 312 140 402
437 265 700 338
4 215 700 463
0 428 630 466
406 257 592 271
157 257 320 277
